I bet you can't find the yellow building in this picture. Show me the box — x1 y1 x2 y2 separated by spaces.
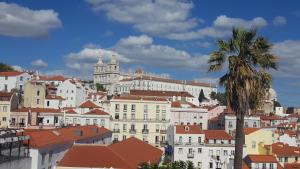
244 128 277 155
24 81 46 108
0 92 18 128
108 95 171 147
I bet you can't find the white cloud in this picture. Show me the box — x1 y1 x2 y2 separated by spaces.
12 65 23 71
272 40 300 78
273 16 287 26
31 59 48 68
85 0 200 37
166 15 268 40
0 2 62 37
113 35 209 71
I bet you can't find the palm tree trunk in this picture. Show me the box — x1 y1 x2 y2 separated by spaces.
234 112 245 169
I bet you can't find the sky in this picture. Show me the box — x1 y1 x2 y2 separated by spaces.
0 0 300 106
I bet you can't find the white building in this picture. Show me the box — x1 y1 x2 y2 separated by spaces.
224 114 261 135
44 95 65 109
169 125 243 169
56 79 86 107
0 71 31 92
108 95 171 147
170 101 209 129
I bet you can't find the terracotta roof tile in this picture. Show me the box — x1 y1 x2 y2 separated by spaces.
244 128 260 135
245 154 278 163
0 71 24 76
65 109 78 114
84 109 109 116
79 100 100 108
272 142 300 157
176 125 204 134
13 107 62 113
285 163 300 169
203 130 233 140
58 137 162 169
0 92 13 101
45 95 65 100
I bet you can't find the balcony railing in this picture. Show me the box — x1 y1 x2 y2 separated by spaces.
129 129 136 134
142 129 149 134
160 130 167 134
113 129 120 133
187 153 194 158
112 118 170 123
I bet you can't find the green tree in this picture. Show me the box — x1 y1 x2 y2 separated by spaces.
0 62 15 72
198 89 207 103
208 28 277 169
210 91 227 105
95 83 106 92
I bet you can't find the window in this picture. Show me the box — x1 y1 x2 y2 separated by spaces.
162 113 166 121
228 121 233 128
198 148 202 154
123 135 126 140
178 148 183 154
41 153 46 165
188 148 193 154
4 84 7 91
131 104 136 112
156 124 159 132
3 106 7 112
179 136 182 143
2 117 6 121
123 104 127 112
209 162 213 169
20 76 23 81
37 90 40 96
86 119 90 125
209 150 213 156
285 157 288 162
5 76 8 80
93 119 97 125
224 150 228 155
245 122 248 127
115 113 119 120
100 119 105 126
71 90 74 93
198 137 202 143
47 120 49 123
144 105 148 113
123 124 127 131
156 105 160 113
252 141 256 149
37 99 40 104
188 137 192 144
48 151 53 162
131 113 135 120
253 122 257 127
143 113 148 120
115 104 120 112
270 163 274 169
262 163 266 169
47 101 50 107
123 113 127 119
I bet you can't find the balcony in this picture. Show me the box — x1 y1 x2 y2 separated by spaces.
142 129 149 134
129 129 136 134
187 153 194 158
113 129 120 133
160 130 167 134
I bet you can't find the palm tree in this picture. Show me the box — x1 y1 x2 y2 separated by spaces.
208 28 277 169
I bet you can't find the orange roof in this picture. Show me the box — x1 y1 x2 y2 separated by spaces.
260 115 288 121
171 101 198 108
47 75 65 81
203 130 233 140
65 109 78 114
24 125 111 148
0 71 24 76
0 92 13 101
84 109 109 115
244 128 260 135
58 137 163 169
130 90 193 97
245 154 278 163
176 125 204 134
272 142 300 157
45 95 65 100
113 95 167 102
285 163 300 169
13 107 62 113
79 100 100 108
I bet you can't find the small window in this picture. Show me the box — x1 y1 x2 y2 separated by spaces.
5 76 8 80
37 99 40 104
37 90 40 96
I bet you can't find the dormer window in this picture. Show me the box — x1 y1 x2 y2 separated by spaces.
185 126 189 131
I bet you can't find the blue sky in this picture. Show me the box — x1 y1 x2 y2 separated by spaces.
0 0 300 106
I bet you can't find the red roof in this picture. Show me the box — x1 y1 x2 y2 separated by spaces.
58 137 163 169
45 95 65 100
175 125 204 134
272 142 300 157
113 95 167 102
171 101 198 108
130 90 193 97
245 154 278 163
0 92 13 101
260 115 288 121
65 109 78 114
79 100 100 108
203 130 233 140
285 163 300 169
13 107 62 113
84 109 109 116
244 128 260 135
23 125 111 148
0 71 24 76
47 75 65 81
